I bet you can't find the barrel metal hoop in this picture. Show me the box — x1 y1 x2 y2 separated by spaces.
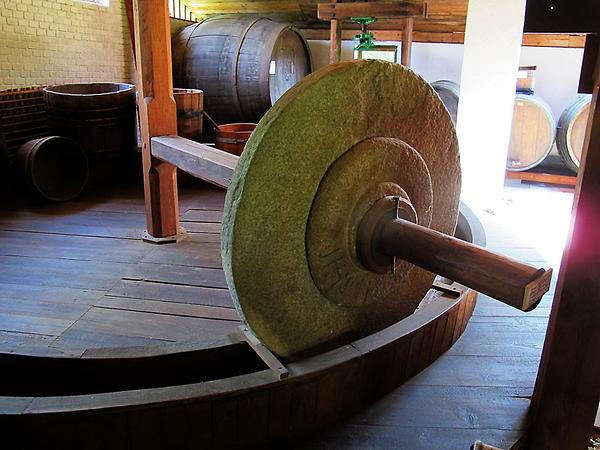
231 17 264 120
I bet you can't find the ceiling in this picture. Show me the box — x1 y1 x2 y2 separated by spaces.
182 0 468 33
179 0 585 47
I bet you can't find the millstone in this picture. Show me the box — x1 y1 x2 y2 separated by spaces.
222 60 461 360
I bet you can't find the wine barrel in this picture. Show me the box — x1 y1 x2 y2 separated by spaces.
43 83 136 157
506 94 555 172
15 136 89 202
556 95 591 173
431 80 460 125
215 123 257 156
173 88 204 141
172 15 312 124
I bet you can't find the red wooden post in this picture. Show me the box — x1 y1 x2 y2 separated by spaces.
133 0 181 242
528 39 600 450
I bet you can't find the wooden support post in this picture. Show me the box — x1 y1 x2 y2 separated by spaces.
133 0 181 242
329 18 342 64
124 0 135 62
401 17 413 67
528 38 600 450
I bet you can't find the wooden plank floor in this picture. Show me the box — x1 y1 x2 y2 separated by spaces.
0 178 573 449
0 180 241 356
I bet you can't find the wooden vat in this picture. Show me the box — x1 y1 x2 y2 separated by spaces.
43 83 137 157
173 88 204 141
215 123 257 156
556 95 592 173
172 15 312 124
0 205 483 449
506 94 555 172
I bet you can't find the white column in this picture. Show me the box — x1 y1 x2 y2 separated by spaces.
456 0 527 209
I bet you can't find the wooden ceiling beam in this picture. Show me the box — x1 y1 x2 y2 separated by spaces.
317 1 426 21
185 1 301 15
299 29 586 48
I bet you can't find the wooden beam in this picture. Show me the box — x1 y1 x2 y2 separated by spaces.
522 33 586 48
185 1 301 15
328 0 341 63
151 136 238 189
505 170 577 187
579 34 598 94
300 29 586 48
133 0 180 240
317 2 426 21
528 40 600 450
329 18 342 63
124 0 135 62
401 18 413 66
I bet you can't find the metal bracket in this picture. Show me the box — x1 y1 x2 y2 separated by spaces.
142 227 188 244
231 325 289 380
432 280 463 297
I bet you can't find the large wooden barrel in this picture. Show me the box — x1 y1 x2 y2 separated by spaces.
556 95 591 173
172 16 312 124
173 88 204 141
14 136 89 202
431 80 460 125
43 83 136 157
506 94 555 172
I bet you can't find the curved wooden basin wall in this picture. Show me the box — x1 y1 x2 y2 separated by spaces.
0 206 483 448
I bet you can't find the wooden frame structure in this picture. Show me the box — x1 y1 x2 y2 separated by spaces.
133 1 600 448
317 1 423 66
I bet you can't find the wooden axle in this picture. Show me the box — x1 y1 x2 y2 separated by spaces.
358 196 552 311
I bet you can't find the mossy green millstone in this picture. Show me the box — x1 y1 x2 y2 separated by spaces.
222 60 460 360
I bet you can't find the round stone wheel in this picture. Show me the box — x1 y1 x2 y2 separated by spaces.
222 60 461 359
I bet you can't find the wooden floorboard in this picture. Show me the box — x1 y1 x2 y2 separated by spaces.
0 255 131 290
123 262 228 288
107 280 233 308
58 307 239 344
281 425 524 450
0 230 152 263
94 297 239 321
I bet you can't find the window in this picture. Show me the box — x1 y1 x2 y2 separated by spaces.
81 0 109 6
169 0 197 21
354 46 398 63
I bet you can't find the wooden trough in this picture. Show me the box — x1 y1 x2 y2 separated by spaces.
0 204 483 449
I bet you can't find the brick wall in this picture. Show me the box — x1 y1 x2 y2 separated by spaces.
0 0 134 89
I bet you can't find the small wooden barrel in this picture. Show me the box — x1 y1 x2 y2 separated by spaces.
431 80 460 125
173 88 204 141
173 15 312 124
556 95 591 173
43 83 136 157
15 136 89 202
506 94 555 172
215 123 256 155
